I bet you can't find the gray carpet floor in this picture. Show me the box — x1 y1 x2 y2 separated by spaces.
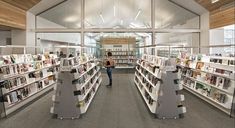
0 70 234 128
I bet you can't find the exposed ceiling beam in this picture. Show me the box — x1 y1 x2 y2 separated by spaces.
1 0 42 11
33 28 201 33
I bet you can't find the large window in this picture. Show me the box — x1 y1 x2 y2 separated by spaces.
154 0 199 29
36 0 81 29
210 24 235 55
35 0 200 54
85 0 151 28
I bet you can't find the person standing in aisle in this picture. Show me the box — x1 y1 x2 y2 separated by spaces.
104 52 115 87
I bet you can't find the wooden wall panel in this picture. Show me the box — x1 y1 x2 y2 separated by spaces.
1 0 42 10
0 1 26 29
101 38 136 44
194 0 234 11
210 7 235 29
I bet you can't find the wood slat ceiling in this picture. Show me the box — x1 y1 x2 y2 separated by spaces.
0 0 42 11
0 1 26 29
210 6 235 29
194 0 234 11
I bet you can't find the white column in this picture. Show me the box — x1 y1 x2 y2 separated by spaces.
200 12 210 54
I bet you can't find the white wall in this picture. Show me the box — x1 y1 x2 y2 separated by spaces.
200 12 210 54
0 31 11 45
11 30 26 54
37 33 81 44
37 16 65 28
5 12 37 54
173 16 200 29
0 31 11 54
156 16 200 47
26 12 36 54
209 28 225 54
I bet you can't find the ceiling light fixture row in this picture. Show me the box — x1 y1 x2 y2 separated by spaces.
134 9 142 20
114 6 116 17
99 13 105 23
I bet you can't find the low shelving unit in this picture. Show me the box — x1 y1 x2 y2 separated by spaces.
134 54 186 119
0 53 60 117
176 54 235 115
50 55 102 119
103 50 136 68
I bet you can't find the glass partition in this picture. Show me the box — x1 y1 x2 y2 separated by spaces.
36 0 82 29
210 24 235 55
85 0 151 28
155 0 199 29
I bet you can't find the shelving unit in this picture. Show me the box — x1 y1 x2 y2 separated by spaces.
50 55 102 119
134 54 186 119
103 50 136 68
176 54 235 115
0 53 60 116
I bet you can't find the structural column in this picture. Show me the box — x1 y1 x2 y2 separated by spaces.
81 0 85 52
151 0 155 55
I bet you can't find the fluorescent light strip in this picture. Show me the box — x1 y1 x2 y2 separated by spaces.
134 9 141 20
114 6 116 17
99 13 105 23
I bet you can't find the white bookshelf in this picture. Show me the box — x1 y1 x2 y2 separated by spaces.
103 49 136 69
50 55 102 119
134 54 186 118
177 54 235 115
0 53 59 116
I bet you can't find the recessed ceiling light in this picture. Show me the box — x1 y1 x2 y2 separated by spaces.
64 16 78 22
211 0 219 4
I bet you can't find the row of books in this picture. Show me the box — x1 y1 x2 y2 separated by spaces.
1 66 58 93
72 65 98 84
0 54 58 66
0 55 59 77
137 60 162 79
141 54 169 67
177 59 234 78
179 67 232 91
177 54 235 67
181 76 228 104
134 76 155 106
3 76 56 107
77 77 101 108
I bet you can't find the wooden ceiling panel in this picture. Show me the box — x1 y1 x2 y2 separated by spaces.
1 0 42 10
0 1 26 29
194 0 234 11
101 38 136 44
210 6 235 29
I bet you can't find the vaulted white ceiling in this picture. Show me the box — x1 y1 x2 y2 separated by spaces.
36 0 202 29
